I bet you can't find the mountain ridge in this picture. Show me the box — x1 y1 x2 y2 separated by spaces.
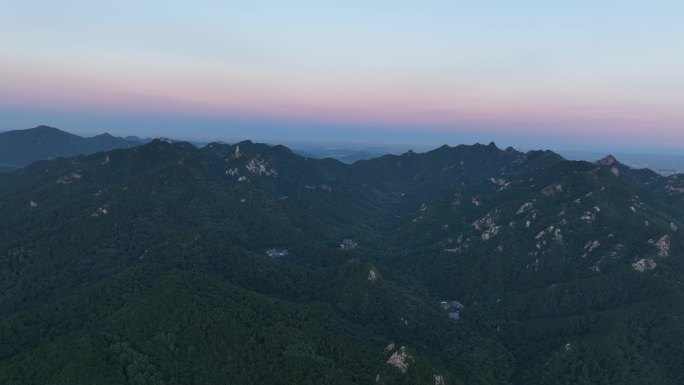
0 125 141 172
1 134 683 384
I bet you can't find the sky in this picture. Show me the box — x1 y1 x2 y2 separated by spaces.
1 1 683 153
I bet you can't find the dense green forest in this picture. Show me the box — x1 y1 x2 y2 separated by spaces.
0 139 683 384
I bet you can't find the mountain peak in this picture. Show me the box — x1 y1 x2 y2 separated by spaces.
596 154 618 166
28 125 71 135
33 125 60 130
0 126 141 169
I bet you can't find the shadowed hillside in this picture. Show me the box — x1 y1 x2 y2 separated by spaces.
0 139 683 384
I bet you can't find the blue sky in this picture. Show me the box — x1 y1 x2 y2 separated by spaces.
1 1 683 153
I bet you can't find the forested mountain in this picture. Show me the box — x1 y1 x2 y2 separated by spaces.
0 138 683 384
0 126 140 172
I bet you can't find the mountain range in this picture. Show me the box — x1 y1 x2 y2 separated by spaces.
0 133 683 384
0 125 140 172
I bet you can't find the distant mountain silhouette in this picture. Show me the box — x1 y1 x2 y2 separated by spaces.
0 125 140 172
124 135 154 144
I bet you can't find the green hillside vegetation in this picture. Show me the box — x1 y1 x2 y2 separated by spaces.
0 138 683 384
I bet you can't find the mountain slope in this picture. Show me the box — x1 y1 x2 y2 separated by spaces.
373 155 684 384
0 125 140 172
0 139 683 384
